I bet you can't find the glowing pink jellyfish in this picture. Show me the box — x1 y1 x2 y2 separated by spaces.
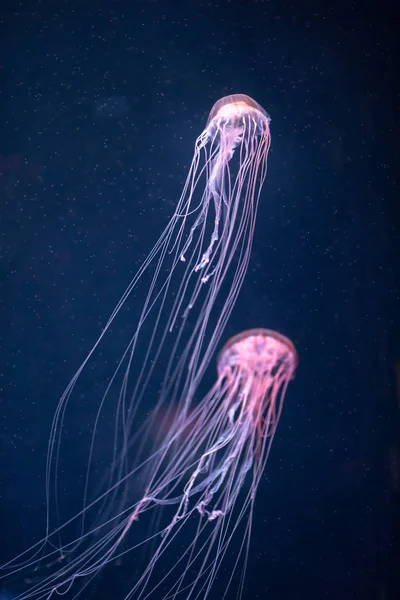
1 96 274 599
40 94 271 551
3 329 297 600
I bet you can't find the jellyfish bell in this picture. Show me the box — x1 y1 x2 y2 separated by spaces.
218 328 298 378
206 93 270 135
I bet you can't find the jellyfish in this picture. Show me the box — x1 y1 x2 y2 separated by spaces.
2 95 273 598
41 94 272 541
3 329 297 600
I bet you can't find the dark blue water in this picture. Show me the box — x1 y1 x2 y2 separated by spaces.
1 1 398 599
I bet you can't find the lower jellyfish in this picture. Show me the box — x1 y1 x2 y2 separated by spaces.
3 329 297 600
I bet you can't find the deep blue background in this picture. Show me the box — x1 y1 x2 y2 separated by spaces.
1 1 399 599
